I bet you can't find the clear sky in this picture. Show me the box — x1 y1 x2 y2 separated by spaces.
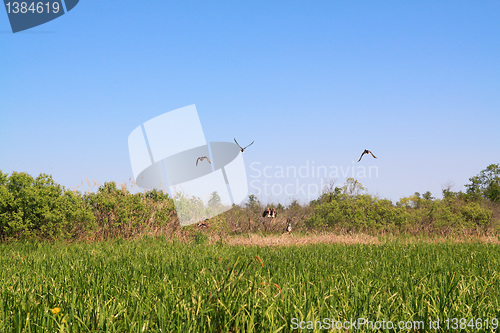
1 1 499 205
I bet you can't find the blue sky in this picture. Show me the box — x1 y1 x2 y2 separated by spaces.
1 1 499 205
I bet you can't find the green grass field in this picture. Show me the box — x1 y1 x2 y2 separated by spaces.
1 236 499 332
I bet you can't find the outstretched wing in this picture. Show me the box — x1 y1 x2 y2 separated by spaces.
357 151 366 162
234 138 242 149
197 156 211 165
369 151 377 159
243 141 254 149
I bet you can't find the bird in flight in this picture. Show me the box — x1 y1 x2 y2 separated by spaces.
196 156 211 166
358 149 377 162
234 138 254 152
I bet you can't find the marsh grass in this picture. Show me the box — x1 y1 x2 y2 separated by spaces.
0 237 499 332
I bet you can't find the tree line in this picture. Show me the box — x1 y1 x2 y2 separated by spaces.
0 164 498 241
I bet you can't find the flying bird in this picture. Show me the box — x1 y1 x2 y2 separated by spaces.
196 156 211 166
234 138 254 152
357 149 377 162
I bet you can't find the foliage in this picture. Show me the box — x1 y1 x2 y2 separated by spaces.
84 182 175 238
0 171 177 241
342 177 366 196
245 194 262 211
466 163 500 202
306 178 494 233
0 172 94 240
173 191 230 227
0 165 499 241
0 239 499 332
193 231 209 245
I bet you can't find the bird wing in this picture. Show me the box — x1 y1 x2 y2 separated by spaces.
370 151 377 159
262 210 268 217
243 141 254 149
234 138 242 149
197 156 211 165
357 151 366 162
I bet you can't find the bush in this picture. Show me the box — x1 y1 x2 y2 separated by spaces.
84 182 175 239
460 201 492 226
0 172 94 240
306 179 495 233
0 169 498 241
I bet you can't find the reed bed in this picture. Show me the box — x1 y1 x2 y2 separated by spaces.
1 237 499 332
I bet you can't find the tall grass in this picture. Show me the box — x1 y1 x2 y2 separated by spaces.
0 238 499 332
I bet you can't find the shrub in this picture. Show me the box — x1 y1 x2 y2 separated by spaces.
460 201 492 227
84 182 175 239
306 179 495 233
0 172 94 239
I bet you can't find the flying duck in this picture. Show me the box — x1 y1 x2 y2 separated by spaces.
234 138 254 153
196 156 211 166
358 149 377 162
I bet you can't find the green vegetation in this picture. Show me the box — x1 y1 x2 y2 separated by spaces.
1 238 499 332
173 191 232 227
306 178 494 233
0 164 499 241
0 172 176 241
0 172 95 240
0 165 499 332
466 164 500 203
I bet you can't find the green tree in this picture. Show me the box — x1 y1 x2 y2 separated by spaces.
466 164 500 202
422 191 434 201
245 194 261 211
342 178 366 196
208 191 222 209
